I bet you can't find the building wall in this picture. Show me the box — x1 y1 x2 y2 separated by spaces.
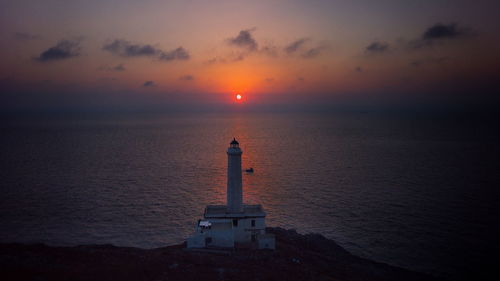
209 229 234 248
193 217 266 246
232 217 266 243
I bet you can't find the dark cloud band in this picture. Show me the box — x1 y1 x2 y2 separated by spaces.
34 40 81 62
423 23 464 40
159 47 190 61
410 23 470 49
103 39 190 62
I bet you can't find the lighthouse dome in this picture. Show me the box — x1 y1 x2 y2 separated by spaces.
230 138 240 149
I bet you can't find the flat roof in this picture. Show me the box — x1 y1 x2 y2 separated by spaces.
204 204 266 218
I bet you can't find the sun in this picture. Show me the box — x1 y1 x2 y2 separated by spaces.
236 94 242 100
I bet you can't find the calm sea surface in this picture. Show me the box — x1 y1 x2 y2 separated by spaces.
0 112 498 279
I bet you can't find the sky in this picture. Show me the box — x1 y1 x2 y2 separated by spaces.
1 0 499 112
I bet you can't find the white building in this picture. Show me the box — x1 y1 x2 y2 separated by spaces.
187 138 275 249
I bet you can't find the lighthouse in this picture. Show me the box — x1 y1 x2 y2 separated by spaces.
227 138 243 213
187 138 275 249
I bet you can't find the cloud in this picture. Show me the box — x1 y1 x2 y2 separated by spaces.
12 32 40 40
215 32 327 62
422 23 465 40
265 77 275 83
112 64 126 71
34 40 81 62
143 81 156 87
232 53 246 61
302 47 322 58
260 45 279 57
227 29 258 51
204 53 247 65
284 38 309 54
355 66 363 72
99 64 126 72
103 39 156 56
97 77 118 83
302 43 329 58
179 74 194 81
159 47 190 61
283 39 328 58
204 56 227 65
410 23 470 48
103 39 190 61
365 41 389 54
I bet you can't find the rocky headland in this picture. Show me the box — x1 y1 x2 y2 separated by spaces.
0 227 441 281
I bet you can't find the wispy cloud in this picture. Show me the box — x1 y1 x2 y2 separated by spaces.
210 31 327 63
204 56 227 65
179 74 194 81
227 29 258 51
422 23 465 40
284 38 309 54
159 47 190 61
112 64 126 71
361 23 472 54
99 64 126 72
283 38 328 58
103 40 156 56
260 45 279 57
302 45 328 58
103 39 190 61
410 23 471 48
142 81 156 87
365 41 389 54
34 40 81 62
204 52 247 64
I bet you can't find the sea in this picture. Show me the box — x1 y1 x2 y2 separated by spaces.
0 111 498 280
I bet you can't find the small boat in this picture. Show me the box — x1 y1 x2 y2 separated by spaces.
245 167 254 173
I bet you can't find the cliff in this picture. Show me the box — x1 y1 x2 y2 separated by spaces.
0 227 440 281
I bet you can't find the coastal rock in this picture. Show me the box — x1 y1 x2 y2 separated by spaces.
0 228 440 281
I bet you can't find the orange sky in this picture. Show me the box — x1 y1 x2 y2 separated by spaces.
1 0 499 111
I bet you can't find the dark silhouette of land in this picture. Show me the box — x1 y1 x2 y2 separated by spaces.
0 228 441 281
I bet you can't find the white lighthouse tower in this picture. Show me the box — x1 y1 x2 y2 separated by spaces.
187 138 275 249
227 138 243 213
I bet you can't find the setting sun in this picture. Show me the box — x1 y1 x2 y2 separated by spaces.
236 94 242 100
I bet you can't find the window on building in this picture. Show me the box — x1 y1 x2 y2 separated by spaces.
233 219 238 227
251 219 255 227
